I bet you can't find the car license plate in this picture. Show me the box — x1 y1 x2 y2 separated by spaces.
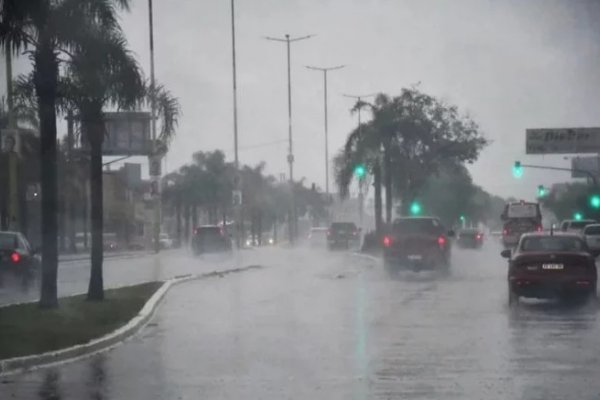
542 263 564 270
408 254 423 261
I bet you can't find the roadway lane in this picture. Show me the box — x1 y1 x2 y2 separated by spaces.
3 240 600 399
0 247 269 306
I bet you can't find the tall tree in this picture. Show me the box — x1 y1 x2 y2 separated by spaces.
0 0 132 308
62 26 143 300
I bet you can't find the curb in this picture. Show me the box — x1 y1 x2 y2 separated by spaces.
59 251 153 264
0 264 264 376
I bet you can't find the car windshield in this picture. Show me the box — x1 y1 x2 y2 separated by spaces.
0 233 17 250
521 236 586 252
7 1 600 398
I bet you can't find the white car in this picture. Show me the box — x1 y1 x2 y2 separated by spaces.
560 219 596 235
158 233 174 249
583 224 600 257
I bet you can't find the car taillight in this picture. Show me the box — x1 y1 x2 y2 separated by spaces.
476 234 482 240
536 225 542 232
503 229 508 236
383 236 392 247
437 236 446 246
353 231 358 236
11 252 20 263
327 230 331 236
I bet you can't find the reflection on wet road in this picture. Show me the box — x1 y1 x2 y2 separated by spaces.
2 241 600 399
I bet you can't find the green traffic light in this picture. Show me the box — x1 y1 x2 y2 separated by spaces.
512 161 523 178
354 164 366 178
574 212 583 221
459 215 465 222
410 201 422 216
537 185 546 197
590 195 600 209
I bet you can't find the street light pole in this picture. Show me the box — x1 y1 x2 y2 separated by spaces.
230 0 242 248
306 65 345 195
266 33 314 244
148 0 161 253
343 93 376 228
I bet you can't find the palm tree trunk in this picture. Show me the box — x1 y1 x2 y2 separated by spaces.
87 123 104 301
183 203 190 245
384 144 392 224
373 161 383 236
175 197 182 247
36 45 59 309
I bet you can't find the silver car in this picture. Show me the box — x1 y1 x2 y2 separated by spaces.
583 224 600 257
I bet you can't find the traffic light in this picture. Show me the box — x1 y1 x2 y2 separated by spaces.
354 164 366 178
410 201 422 216
574 212 583 221
459 215 465 222
512 161 523 178
590 194 600 209
537 185 546 198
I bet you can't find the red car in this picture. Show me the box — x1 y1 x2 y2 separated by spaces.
383 217 454 271
502 232 597 304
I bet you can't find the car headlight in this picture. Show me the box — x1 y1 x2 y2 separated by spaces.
268 238 274 244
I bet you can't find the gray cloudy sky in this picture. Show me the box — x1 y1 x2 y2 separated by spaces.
5 0 600 200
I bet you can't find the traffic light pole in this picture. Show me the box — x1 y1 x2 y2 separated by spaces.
520 163 597 186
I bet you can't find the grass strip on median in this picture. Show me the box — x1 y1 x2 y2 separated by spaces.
0 281 162 360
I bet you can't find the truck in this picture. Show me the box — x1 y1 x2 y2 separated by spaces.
501 201 542 249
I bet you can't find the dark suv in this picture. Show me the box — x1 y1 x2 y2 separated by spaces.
327 222 360 250
191 226 232 255
383 217 453 270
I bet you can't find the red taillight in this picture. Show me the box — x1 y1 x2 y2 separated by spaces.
327 230 331 236
503 229 508 236
10 252 20 263
353 231 358 236
476 234 482 240
536 225 542 232
383 236 392 247
437 236 446 246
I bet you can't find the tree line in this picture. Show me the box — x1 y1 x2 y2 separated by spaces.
162 150 329 245
335 87 495 233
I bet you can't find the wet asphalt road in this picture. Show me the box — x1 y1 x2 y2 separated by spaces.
3 240 600 399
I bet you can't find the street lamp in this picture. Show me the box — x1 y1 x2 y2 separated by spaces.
305 64 345 195
231 0 242 248
266 33 314 244
147 0 161 253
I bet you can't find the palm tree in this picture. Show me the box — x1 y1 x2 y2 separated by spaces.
1 0 132 308
61 26 143 301
335 113 386 235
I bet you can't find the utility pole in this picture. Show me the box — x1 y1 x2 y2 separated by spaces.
343 93 376 229
148 0 161 253
266 33 314 244
4 47 20 232
231 0 242 249
306 65 345 195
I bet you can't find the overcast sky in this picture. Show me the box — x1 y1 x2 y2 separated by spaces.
4 0 600 201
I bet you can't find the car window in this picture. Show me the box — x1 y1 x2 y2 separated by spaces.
568 221 595 230
584 225 600 235
330 223 356 231
521 236 586 252
393 219 442 234
0 233 18 250
195 227 222 238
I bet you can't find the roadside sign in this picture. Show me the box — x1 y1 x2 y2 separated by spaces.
232 190 242 206
149 155 162 177
79 112 151 156
526 127 600 154
571 156 600 179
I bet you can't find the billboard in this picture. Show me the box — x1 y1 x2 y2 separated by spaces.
526 127 600 154
571 156 600 179
80 112 151 156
